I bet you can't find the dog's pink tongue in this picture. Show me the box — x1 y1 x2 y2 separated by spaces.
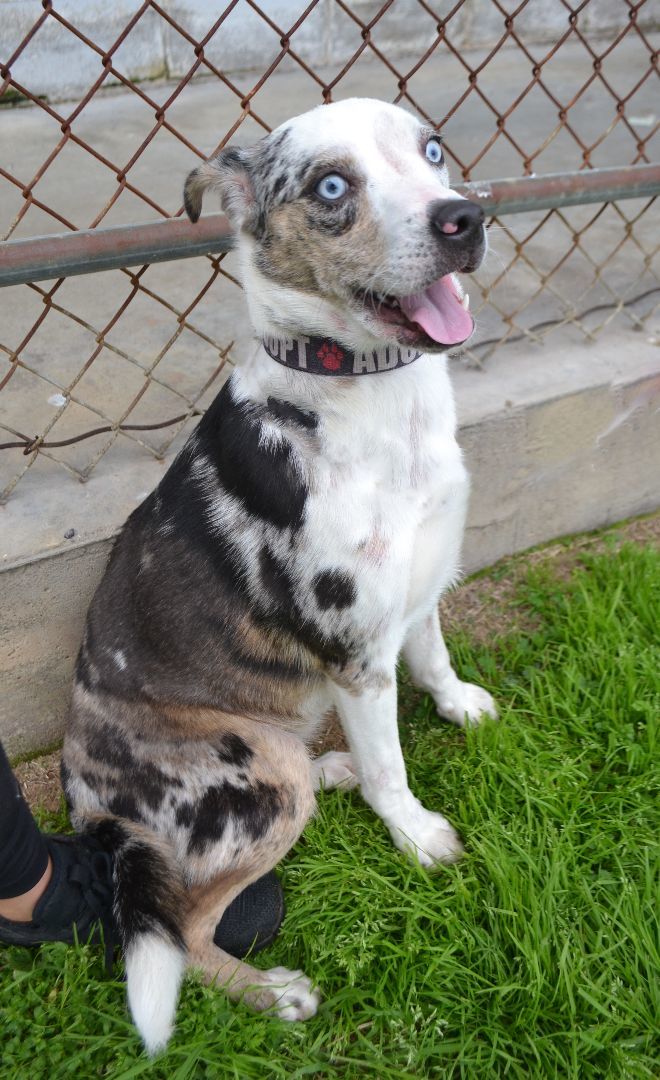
399 275 473 345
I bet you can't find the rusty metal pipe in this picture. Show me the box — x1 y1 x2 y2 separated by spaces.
0 213 235 288
459 162 660 215
1 164 659 288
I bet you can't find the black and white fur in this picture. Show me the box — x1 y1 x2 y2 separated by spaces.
62 98 497 1054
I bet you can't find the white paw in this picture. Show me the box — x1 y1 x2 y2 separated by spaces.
388 803 464 868
311 751 359 792
436 682 498 728
262 967 321 1021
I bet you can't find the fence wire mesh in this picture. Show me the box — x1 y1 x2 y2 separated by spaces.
1 0 659 503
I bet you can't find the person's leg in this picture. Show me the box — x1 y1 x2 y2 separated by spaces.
0 741 117 944
0 741 283 955
0 742 51 920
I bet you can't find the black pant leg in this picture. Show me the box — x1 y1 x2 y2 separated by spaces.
0 742 49 899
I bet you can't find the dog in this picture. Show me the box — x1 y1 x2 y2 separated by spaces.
61 97 497 1054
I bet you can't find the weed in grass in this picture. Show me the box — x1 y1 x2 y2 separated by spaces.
1 542 657 1078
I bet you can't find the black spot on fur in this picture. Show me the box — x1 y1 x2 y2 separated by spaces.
295 159 314 188
248 129 295 228
258 604 350 668
313 569 357 610
175 801 195 828
220 147 248 171
85 726 174 812
129 762 174 811
271 172 287 197
298 620 350 666
215 733 254 768
195 382 307 531
107 791 145 823
252 131 290 185
259 544 296 608
86 726 134 770
256 546 350 666
81 770 100 792
188 780 283 854
266 396 318 431
93 819 184 951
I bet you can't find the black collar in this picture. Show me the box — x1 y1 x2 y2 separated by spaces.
262 334 423 376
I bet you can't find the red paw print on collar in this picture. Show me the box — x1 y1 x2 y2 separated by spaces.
316 342 345 371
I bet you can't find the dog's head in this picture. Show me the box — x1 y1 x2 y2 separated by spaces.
184 99 485 353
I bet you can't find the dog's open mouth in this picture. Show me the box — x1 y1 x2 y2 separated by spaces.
364 275 473 348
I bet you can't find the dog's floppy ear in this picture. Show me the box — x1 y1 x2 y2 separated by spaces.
184 147 256 230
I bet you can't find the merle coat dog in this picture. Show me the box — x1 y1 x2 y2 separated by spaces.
62 98 497 1054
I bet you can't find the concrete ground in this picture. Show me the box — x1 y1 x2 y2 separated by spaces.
1 33 659 755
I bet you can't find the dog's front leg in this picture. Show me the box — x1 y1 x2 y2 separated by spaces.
403 608 498 727
332 679 463 867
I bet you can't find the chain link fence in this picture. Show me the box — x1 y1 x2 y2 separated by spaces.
1 0 659 504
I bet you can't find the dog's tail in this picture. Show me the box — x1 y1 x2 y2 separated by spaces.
89 817 187 1056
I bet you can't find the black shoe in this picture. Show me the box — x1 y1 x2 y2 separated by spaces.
214 872 285 956
0 833 114 948
0 834 283 960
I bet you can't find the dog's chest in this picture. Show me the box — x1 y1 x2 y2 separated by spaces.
298 364 468 631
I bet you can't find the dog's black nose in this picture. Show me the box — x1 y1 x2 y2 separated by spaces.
429 199 484 241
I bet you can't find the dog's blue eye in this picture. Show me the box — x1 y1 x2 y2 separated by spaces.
315 174 348 201
425 138 443 165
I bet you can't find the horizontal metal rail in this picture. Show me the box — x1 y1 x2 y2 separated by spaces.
0 214 235 288
459 162 660 214
1 164 659 288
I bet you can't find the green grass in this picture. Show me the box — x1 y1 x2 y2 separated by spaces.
2 542 658 1078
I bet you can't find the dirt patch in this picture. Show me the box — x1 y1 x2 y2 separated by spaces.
614 513 660 549
14 512 660 813
442 509 660 645
14 749 64 815
440 570 539 646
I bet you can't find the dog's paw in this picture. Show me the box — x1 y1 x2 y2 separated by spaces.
311 751 359 792
261 967 321 1021
388 806 464 868
435 682 498 728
